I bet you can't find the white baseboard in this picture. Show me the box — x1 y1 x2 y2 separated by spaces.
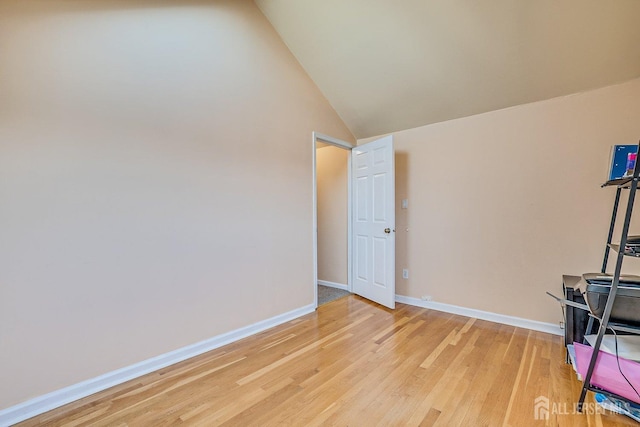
318 280 348 291
395 295 563 336
0 304 315 427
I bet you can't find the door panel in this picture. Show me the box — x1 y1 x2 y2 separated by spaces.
356 235 368 281
373 237 386 286
373 173 386 221
356 177 368 221
351 135 395 308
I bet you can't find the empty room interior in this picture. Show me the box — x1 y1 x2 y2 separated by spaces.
3 0 640 425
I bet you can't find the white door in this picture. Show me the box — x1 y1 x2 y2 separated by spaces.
352 135 395 308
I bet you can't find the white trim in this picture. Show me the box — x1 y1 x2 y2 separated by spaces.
395 295 563 336
0 304 315 427
312 132 319 309
346 152 352 293
318 280 349 291
314 132 355 149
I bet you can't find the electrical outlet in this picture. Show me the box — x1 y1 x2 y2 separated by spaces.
402 269 409 279
421 295 432 301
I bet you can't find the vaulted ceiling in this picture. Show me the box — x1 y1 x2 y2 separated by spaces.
255 0 640 139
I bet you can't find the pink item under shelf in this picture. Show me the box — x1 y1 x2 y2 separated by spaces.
574 342 640 404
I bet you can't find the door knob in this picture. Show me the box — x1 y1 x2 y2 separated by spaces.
384 228 391 234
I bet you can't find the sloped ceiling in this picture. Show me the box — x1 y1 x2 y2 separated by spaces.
255 0 640 139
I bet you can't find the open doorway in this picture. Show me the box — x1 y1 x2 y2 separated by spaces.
312 132 396 309
316 142 350 305
312 133 354 307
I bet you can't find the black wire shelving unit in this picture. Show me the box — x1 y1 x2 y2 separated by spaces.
577 141 640 411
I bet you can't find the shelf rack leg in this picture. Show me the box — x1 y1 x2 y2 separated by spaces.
578 176 639 411
601 187 622 273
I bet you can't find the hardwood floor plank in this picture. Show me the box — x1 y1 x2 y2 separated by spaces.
16 296 639 426
419 407 441 426
502 330 533 426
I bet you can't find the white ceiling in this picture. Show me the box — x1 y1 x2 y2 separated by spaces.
255 0 640 139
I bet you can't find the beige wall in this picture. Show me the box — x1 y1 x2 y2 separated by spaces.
316 145 349 285
360 78 640 324
0 0 354 409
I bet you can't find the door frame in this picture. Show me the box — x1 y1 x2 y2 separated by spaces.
312 132 355 309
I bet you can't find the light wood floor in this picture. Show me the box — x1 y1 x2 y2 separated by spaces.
18 296 637 426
